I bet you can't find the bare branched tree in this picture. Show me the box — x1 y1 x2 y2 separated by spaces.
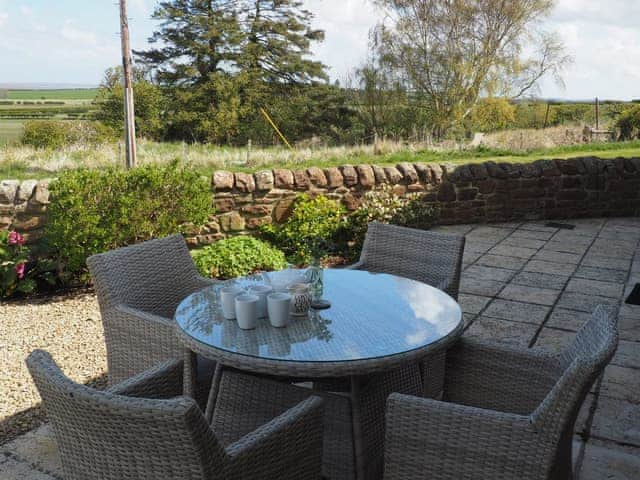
373 0 572 137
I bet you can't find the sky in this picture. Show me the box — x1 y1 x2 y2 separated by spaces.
0 0 638 100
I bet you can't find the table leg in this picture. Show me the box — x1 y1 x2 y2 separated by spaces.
183 349 197 398
204 363 223 424
349 376 366 480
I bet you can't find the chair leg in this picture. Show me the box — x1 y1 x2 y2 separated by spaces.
183 349 197 398
204 363 223 423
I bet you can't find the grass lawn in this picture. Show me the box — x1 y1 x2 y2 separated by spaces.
1 139 639 180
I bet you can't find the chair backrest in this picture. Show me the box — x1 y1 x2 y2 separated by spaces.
27 350 226 480
360 222 466 299
532 305 618 442
87 234 199 317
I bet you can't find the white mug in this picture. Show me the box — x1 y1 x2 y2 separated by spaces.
248 284 273 318
267 292 291 328
220 286 243 319
235 294 260 330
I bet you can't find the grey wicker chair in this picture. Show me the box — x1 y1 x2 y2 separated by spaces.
87 234 217 385
383 305 619 480
349 221 466 398
350 221 465 300
27 350 325 480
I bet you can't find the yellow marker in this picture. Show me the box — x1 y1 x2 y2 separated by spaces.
260 107 294 152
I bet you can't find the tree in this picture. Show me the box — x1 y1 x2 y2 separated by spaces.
93 67 166 140
373 0 572 137
136 0 243 85
238 0 327 83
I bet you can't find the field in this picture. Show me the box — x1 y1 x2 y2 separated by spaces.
0 88 97 145
1 135 639 180
1 89 98 101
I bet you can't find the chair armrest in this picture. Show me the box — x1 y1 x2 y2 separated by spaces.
384 393 540 479
444 337 563 415
225 396 324 479
107 358 183 399
345 260 366 270
193 275 219 288
106 305 183 384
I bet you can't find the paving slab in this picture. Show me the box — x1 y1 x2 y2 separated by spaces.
600 365 640 404
524 259 577 276
464 317 537 347
0 456 57 480
612 341 640 370
464 240 497 254
459 277 505 297
511 229 556 241
573 265 629 284
482 299 550 325
556 291 620 313
501 236 547 250
498 284 560 306
565 278 625 299
488 244 538 259
542 241 590 255
532 327 575 354
1 426 61 477
512 271 568 291
581 255 632 271
533 249 582 265
590 396 640 447
474 254 528 270
618 315 640 342
545 309 592 332
578 442 640 480
458 294 492 315
464 264 517 282
550 232 594 245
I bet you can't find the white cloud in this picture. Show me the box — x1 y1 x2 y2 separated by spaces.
60 22 98 45
130 0 149 16
0 11 7 28
19 5 32 16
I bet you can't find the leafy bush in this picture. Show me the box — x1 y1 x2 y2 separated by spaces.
469 98 516 132
261 194 345 264
615 105 640 140
0 231 36 298
44 162 212 280
342 186 440 260
21 120 114 149
192 236 287 279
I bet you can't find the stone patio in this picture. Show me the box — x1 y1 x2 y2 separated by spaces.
1 217 639 479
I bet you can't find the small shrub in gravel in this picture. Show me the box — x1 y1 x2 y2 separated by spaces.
0 231 35 298
192 236 287 279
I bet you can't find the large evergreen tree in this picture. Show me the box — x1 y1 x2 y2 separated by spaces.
136 0 243 85
238 0 327 83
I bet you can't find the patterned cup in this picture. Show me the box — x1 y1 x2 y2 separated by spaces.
288 283 312 317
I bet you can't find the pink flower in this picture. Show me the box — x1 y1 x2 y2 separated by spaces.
15 263 25 279
8 231 25 246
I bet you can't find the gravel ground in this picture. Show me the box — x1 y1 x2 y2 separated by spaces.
0 291 105 445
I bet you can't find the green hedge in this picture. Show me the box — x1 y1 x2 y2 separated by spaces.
44 162 212 280
21 120 113 149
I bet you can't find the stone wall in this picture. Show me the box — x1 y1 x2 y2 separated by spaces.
2 157 640 246
0 179 50 242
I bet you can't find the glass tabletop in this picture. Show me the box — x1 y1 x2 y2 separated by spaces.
175 269 462 365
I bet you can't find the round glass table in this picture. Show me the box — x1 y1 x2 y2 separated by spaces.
175 269 463 480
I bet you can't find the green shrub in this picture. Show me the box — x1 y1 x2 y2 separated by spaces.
21 120 114 149
44 162 212 280
261 194 346 264
192 236 287 279
615 105 640 140
342 186 440 260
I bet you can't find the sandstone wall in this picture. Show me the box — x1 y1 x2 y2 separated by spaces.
2 157 640 246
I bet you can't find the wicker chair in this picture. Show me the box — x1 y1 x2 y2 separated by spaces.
350 221 466 300
26 350 325 480
87 234 217 385
349 221 466 398
383 305 619 480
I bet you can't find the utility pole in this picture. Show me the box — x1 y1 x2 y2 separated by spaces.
119 0 137 168
595 97 600 131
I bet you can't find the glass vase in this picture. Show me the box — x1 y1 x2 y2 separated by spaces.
307 258 324 302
